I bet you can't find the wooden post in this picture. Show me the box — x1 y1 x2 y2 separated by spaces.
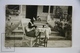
47 6 51 23
48 6 50 15
19 5 22 17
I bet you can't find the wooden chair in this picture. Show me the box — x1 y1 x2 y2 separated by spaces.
24 28 37 47
21 18 37 47
36 31 48 47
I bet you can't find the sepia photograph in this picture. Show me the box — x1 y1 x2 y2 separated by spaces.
5 5 72 47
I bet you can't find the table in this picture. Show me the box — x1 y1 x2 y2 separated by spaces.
37 27 51 39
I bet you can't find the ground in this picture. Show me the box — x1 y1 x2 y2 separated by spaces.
5 39 71 47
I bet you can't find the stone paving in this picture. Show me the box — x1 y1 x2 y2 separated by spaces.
47 40 71 48
5 40 71 47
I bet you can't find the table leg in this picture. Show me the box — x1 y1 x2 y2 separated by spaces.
30 38 32 47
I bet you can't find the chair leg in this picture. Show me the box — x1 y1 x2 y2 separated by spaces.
44 40 46 47
30 38 32 47
45 38 48 47
35 37 37 47
46 42 47 47
39 36 41 45
35 36 39 47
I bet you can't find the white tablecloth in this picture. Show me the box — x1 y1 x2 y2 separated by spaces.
37 27 51 39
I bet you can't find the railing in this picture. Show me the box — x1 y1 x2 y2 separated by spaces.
5 20 21 35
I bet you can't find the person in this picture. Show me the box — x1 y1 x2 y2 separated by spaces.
37 16 41 21
54 23 59 31
58 23 64 36
25 19 37 37
33 17 36 21
44 24 51 39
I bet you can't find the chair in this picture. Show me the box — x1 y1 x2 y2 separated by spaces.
24 28 37 47
36 31 48 47
21 18 37 47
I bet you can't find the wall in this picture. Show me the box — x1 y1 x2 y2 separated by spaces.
60 6 68 13
37 6 68 20
21 6 68 20
19 5 26 18
37 6 53 21
60 6 68 19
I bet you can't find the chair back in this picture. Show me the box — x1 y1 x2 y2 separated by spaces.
21 18 30 35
